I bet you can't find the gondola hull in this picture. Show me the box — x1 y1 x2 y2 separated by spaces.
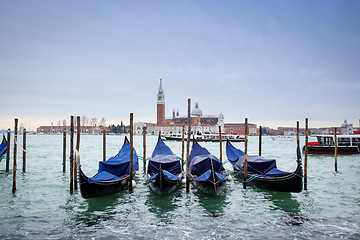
78 167 130 199
234 164 303 193
149 169 182 195
304 145 360 154
190 175 226 195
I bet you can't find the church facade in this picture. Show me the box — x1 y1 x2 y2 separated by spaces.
135 79 225 136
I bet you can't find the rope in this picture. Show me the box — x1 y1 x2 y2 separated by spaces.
177 156 186 164
244 174 260 183
137 156 149 162
222 160 229 165
14 140 28 154
0 156 10 160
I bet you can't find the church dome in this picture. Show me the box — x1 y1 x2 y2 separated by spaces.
192 103 203 116
341 119 348 128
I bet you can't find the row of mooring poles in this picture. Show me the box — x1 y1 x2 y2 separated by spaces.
64 115 81 193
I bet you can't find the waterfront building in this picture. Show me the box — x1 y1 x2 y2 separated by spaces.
36 125 108 134
143 79 225 136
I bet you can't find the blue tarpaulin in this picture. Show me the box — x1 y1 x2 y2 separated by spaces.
189 141 226 183
147 139 182 175
261 168 291 177
88 137 138 183
193 169 228 182
88 171 122 183
226 143 291 177
226 142 244 165
149 170 180 181
0 135 7 156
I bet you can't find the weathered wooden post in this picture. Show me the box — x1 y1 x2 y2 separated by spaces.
143 126 146 172
75 116 81 190
103 129 106 161
12 119 18 193
304 118 308 190
70 116 74 193
181 121 185 170
186 98 191 193
63 129 66 172
6 128 10 172
243 118 248 189
296 121 300 155
129 113 134 193
334 127 338 172
219 126 222 162
22 128 26 173
259 126 262 156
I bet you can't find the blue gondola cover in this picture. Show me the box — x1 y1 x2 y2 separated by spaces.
88 139 138 183
148 140 181 175
88 171 122 183
226 143 291 177
0 135 7 156
189 142 225 178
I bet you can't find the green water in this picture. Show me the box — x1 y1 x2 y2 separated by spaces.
0 135 359 239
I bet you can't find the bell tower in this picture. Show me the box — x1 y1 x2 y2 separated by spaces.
157 79 165 124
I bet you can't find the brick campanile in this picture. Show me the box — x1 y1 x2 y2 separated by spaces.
157 79 165 124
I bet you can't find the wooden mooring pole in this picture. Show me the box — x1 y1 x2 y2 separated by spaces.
296 121 300 152
22 128 26 173
70 116 74 193
12 118 18 193
334 127 338 172
243 118 248 189
181 121 185 170
75 116 80 190
63 129 66 172
259 126 262 156
143 126 146 173
186 98 191 193
6 128 10 172
103 129 106 161
219 126 222 162
304 118 308 190
129 113 134 193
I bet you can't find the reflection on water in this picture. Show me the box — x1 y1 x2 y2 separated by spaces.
260 189 310 226
63 191 125 227
194 190 228 217
145 187 183 223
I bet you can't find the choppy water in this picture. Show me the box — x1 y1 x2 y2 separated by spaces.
0 135 359 239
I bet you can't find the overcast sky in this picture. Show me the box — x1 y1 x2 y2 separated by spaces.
1 0 359 130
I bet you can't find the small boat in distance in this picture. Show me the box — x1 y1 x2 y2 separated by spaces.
189 139 229 195
77 136 139 199
165 132 245 142
226 140 303 193
304 134 360 154
147 135 183 195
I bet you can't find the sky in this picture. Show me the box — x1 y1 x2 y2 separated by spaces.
0 0 359 130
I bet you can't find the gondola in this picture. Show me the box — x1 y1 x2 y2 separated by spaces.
147 134 183 195
0 134 8 160
76 136 139 199
226 140 303 193
189 139 229 195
